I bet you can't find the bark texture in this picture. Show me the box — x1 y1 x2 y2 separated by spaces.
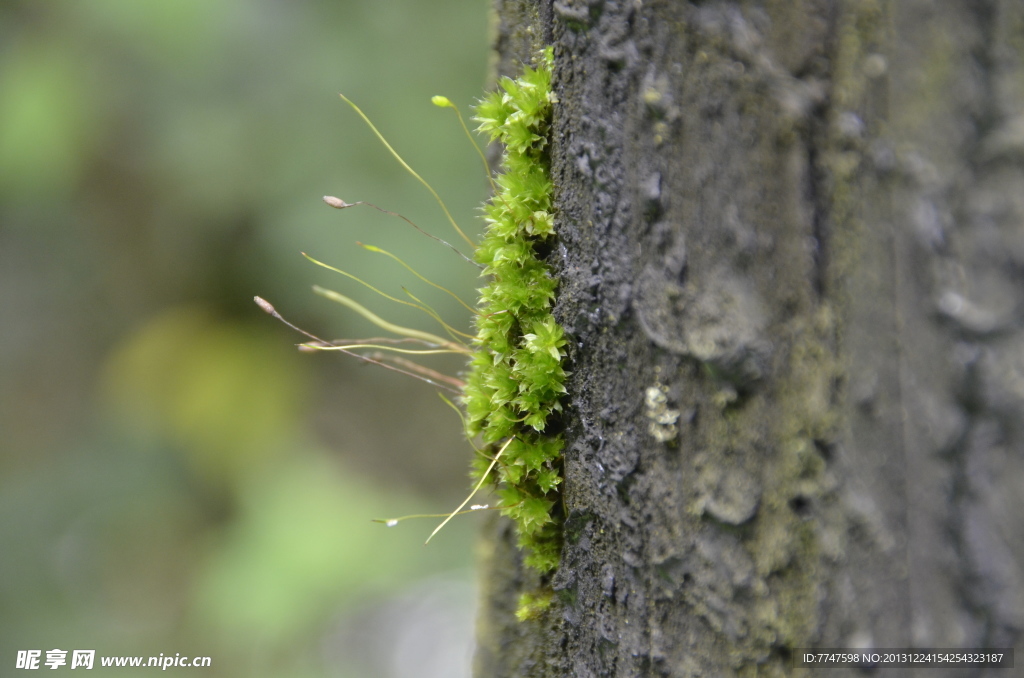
475 1 1024 676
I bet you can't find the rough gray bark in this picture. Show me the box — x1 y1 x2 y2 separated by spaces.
475 1 1024 676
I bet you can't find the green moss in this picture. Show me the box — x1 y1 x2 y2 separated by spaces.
462 48 566 576
515 589 554 621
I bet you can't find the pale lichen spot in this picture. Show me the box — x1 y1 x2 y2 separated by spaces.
645 384 680 443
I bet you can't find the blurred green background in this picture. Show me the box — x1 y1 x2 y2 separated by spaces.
0 1 494 676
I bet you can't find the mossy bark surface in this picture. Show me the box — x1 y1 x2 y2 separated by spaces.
475 1 1024 676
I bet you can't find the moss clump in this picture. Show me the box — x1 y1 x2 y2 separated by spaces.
462 48 565 574
515 589 554 621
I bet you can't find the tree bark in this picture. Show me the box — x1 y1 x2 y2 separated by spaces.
476 1 1024 676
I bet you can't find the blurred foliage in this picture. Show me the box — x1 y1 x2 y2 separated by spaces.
101 307 305 488
0 1 491 676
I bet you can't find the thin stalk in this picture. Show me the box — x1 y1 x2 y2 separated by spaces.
338 95 477 249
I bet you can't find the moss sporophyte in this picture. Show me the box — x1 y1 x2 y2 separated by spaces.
256 49 564 595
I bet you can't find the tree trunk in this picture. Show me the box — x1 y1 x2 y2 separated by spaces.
475 1 1024 675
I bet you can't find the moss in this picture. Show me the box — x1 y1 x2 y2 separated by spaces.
515 589 555 621
463 48 566 577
